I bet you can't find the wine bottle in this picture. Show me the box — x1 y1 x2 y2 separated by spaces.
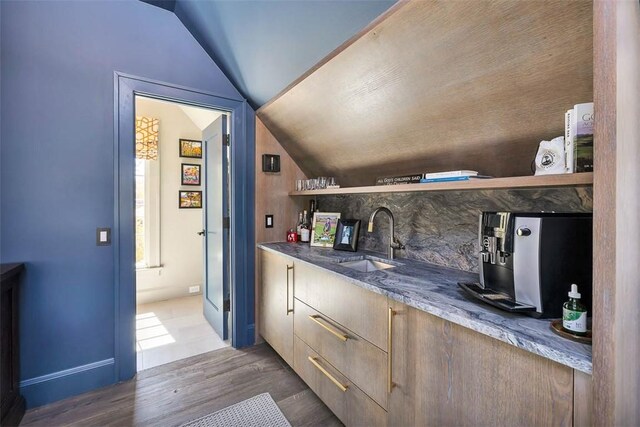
301 210 311 243
296 212 303 242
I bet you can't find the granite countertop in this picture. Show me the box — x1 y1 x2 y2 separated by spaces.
258 242 592 374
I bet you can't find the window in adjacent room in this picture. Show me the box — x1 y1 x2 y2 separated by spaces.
135 117 161 269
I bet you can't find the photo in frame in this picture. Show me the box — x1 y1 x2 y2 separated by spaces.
181 163 201 186
310 212 341 247
179 139 203 158
333 219 361 252
178 190 202 209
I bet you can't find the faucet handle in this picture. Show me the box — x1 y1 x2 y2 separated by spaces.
390 238 405 250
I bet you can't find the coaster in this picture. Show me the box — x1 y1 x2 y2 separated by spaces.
550 319 592 345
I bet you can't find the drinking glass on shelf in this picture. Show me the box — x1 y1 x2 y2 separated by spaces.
327 177 337 187
318 177 327 189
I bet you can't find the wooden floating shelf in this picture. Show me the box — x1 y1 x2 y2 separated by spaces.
289 173 593 196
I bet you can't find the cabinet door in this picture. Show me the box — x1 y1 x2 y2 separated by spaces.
388 301 574 426
258 250 294 365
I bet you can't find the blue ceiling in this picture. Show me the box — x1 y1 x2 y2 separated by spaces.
144 0 395 109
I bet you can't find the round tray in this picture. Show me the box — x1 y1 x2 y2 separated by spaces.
550 319 592 345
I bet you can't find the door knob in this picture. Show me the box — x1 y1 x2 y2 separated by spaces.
516 227 531 236
197 229 205 236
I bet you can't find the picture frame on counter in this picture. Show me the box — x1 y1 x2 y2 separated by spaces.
310 212 341 248
181 163 201 186
333 219 361 252
178 190 202 209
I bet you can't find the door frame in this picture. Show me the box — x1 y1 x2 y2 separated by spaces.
113 72 255 381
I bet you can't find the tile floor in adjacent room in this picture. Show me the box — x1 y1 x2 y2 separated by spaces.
136 294 229 370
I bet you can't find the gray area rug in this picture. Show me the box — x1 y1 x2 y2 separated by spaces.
180 393 292 427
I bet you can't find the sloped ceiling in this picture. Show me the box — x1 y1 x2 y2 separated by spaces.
167 0 396 109
257 1 594 187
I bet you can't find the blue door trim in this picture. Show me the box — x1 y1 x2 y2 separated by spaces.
114 72 255 382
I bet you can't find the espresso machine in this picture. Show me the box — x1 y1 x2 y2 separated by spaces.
459 212 593 318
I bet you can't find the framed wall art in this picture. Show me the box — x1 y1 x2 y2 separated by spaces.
181 163 201 186
179 139 202 158
178 190 202 209
333 219 361 252
310 212 341 248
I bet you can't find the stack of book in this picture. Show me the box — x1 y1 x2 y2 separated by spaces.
564 102 594 173
420 171 491 183
375 171 491 185
375 174 423 186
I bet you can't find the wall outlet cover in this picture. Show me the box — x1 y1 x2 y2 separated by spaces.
265 214 274 228
189 285 200 293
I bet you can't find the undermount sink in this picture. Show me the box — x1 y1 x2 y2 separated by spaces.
337 255 398 273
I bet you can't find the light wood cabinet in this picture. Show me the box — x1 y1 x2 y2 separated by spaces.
294 299 388 409
258 249 295 365
293 335 387 427
387 300 575 426
294 261 389 351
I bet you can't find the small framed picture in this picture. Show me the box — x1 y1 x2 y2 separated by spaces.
333 219 361 252
179 190 202 209
181 163 201 186
311 212 341 248
179 139 202 158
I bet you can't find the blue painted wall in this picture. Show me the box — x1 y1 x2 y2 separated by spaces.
0 0 250 407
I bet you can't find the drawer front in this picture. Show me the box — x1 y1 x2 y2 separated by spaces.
294 299 388 409
293 335 387 427
294 261 388 350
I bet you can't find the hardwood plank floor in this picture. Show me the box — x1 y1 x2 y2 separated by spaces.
21 344 342 427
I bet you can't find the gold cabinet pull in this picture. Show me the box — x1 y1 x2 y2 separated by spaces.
388 307 395 394
308 315 349 342
286 265 294 315
308 356 348 392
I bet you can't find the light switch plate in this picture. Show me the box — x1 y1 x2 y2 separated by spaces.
265 214 274 228
97 227 111 246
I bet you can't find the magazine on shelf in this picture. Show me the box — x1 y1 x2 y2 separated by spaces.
571 102 594 172
420 175 492 183
423 170 479 179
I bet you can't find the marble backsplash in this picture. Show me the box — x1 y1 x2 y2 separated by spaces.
317 187 593 273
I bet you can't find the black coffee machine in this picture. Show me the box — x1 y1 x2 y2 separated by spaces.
459 212 593 318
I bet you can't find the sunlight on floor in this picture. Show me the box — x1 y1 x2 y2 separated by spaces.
135 312 176 350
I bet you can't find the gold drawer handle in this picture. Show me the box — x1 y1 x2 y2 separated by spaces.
308 356 348 392
388 307 395 394
308 315 349 342
286 265 294 315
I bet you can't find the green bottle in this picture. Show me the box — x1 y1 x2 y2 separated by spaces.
562 284 587 336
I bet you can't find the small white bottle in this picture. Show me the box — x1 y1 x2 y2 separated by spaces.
562 284 588 336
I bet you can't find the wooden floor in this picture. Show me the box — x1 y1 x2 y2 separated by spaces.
21 344 342 427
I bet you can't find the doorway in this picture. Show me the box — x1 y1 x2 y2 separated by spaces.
115 73 255 382
133 95 231 370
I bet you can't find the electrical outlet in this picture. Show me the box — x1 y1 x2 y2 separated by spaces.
265 214 274 228
189 285 200 294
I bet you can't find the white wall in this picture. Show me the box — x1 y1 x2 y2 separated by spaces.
135 97 220 304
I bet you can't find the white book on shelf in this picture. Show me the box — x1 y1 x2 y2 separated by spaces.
572 102 594 172
565 109 574 173
423 170 479 179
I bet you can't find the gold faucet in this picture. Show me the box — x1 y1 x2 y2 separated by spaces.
368 207 405 260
